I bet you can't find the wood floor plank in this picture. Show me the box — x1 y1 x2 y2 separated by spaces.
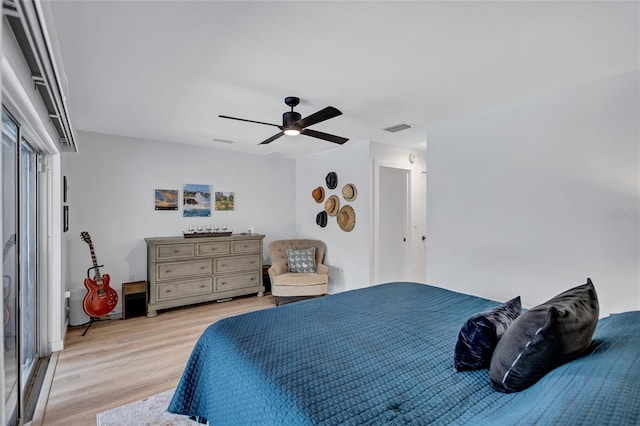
39 295 275 425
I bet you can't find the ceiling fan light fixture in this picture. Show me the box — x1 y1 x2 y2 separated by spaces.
219 96 348 145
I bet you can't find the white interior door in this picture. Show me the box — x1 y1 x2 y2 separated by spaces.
377 166 410 283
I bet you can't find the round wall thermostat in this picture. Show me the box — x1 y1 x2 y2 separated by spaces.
409 154 416 164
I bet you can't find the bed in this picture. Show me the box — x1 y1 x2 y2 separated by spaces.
168 282 640 425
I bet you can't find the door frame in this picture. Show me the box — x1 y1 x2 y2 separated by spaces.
2 49 63 424
372 159 414 285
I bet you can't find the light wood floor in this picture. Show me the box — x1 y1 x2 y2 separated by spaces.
36 294 276 425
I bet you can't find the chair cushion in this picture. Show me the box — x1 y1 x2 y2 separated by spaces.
272 272 329 286
489 279 599 393
454 296 521 371
286 248 317 273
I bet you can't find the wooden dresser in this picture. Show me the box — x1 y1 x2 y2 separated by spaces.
145 234 265 317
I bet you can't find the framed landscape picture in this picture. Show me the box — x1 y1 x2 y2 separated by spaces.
154 189 179 210
215 192 234 211
183 184 211 217
63 205 69 232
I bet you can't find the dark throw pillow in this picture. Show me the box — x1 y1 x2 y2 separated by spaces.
489 278 599 393
454 296 522 371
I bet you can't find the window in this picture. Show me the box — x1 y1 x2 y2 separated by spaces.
2 109 43 425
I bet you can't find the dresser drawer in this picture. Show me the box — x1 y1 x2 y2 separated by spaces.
197 241 230 257
122 281 146 295
156 243 195 260
231 240 260 253
214 272 260 292
214 254 260 273
156 259 212 280
156 278 212 301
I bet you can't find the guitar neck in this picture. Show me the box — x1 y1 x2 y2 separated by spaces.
87 243 103 281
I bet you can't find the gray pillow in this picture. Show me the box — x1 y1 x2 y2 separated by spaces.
489 278 599 393
454 296 521 371
286 248 317 273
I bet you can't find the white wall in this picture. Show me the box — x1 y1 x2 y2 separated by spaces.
295 141 427 293
62 131 297 312
62 133 427 322
427 71 640 316
295 141 371 293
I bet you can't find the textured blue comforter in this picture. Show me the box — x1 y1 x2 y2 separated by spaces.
169 282 640 425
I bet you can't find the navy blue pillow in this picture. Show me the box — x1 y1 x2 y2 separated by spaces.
454 296 522 371
489 279 599 393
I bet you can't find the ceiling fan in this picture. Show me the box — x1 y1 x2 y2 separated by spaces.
219 97 349 145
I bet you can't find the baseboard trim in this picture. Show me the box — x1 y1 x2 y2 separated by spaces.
49 339 64 352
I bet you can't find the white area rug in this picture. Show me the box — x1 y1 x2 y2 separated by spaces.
96 389 199 425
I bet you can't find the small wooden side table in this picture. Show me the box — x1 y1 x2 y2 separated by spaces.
122 281 147 319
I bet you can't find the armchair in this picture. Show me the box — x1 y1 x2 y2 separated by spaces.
267 239 329 306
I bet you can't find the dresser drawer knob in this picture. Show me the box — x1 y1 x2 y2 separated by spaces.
221 263 227 267
165 269 172 273
174 249 180 253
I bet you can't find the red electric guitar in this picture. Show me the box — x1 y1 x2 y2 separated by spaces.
80 232 118 317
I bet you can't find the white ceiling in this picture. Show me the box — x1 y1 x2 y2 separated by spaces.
48 1 638 159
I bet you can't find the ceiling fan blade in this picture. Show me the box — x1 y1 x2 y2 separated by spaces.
259 131 285 145
301 128 349 145
219 115 282 128
296 106 342 129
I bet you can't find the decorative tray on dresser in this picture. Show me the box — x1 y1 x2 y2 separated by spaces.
145 233 265 317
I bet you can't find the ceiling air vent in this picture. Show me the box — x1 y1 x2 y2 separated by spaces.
211 137 235 144
383 123 412 133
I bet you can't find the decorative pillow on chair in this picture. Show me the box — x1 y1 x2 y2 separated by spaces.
489 278 599 393
454 296 522 371
286 248 317 273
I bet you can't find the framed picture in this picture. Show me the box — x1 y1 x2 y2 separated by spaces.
63 205 69 232
183 184 211 217
215 192 235 211
155 189 179 210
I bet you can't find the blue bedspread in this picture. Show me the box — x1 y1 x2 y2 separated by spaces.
169 282 640 425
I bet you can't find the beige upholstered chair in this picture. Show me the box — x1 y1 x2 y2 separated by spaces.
268 239 329 306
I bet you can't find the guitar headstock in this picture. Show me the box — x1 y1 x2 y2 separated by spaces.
80 231 92 245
